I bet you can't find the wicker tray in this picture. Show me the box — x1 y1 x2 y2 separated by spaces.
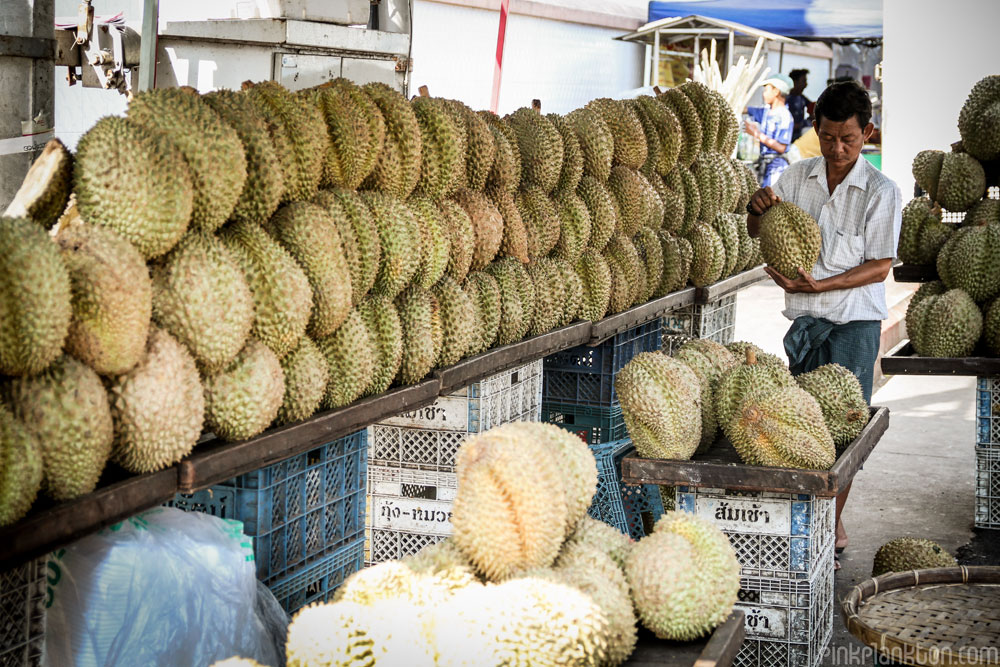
842 566 1000 666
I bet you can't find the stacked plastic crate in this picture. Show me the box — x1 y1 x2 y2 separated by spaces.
975 378 1000 529
662 294 738 344
675 487 836 667
169 430 368 614
542 321 665 539
365 360 543 564
0 557 46 667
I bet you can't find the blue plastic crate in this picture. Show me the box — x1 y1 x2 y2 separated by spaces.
268 536 364 616
976 377 1000 448
543 321 662 408
168 430 367 585
590 438 664 540
543 401 627 446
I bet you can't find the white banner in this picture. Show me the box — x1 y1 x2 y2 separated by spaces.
0 130 54 156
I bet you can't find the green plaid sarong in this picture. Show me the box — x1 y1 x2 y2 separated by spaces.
783 316 881 403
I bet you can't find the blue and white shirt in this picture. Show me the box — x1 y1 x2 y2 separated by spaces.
748 104 794 156
772 156 903 325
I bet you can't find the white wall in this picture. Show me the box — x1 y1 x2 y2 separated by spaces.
409 0 644 115
882 0 1000 197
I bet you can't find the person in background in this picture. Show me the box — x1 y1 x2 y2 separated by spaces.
745 80 903 571
787 68 812 142
744 74 794 187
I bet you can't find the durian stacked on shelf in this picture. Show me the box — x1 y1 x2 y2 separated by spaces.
614 340 869 469
0 77 764 528
898 75 1000 357
267 422 740 667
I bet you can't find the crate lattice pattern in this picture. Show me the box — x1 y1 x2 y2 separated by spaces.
367 529 447 566
975 377 1000 448
663 294 737 344
976 447 1000 529
268 537 364 616
734 543 835 667
0 558 46 667
168 430 367 585
920 185 999 224
592 439 664 540
369 360 542 472
676 487 835 580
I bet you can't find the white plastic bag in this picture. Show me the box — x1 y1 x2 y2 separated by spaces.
43 507 286 667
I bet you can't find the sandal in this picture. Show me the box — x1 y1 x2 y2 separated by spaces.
834 553 841 571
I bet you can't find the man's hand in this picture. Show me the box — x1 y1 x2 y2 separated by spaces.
764 266 822 293
748 187 781 216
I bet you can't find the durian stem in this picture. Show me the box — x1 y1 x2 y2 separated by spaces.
746 348 756 365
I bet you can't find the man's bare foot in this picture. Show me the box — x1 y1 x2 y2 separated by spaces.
836 519 848 553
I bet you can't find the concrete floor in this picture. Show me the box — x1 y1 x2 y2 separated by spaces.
732 282 998 665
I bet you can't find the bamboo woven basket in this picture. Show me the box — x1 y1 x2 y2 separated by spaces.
842 566 1000 667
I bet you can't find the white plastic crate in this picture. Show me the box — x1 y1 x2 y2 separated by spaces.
0 558 46 667
368 359 542 472
664 295 737 344
676 487 835 580
365 465 456 565
976 447 1000 529
734 543 835 667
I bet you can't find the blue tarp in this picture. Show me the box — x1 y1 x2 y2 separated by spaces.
647 1 882 39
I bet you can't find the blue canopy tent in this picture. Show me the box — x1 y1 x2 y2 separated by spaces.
647 0 882 40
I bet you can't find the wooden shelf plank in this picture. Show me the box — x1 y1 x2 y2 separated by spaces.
881 341 1000 377
892 264 937 283
621 407 889 497
626 611 745 667
695 266 768 304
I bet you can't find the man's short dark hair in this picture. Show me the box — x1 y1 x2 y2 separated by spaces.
814 80 872 129
789 69 809 82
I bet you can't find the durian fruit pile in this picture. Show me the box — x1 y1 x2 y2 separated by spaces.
615 340 869 469
270 422 740 666
0 79 762 527
898 75 1000 357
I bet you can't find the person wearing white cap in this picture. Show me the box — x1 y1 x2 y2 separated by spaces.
745 73 795 187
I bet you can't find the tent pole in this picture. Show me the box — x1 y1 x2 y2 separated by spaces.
727 30 734 78
693 34 699 80
779 42 784 72
653 28 660 88
643 44 651 87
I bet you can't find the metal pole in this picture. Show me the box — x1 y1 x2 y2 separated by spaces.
643 44 651 87
652 28 660 89
138 0 158 91
779 42 784 72
693 34 699 80
727 30 734 78
489 0 509 113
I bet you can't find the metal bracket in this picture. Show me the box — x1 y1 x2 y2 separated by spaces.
0 35 56 59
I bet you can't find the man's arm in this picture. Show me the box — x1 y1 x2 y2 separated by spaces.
764 258 893 294
745 123 788 154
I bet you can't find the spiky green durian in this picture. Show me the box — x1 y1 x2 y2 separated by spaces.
664 164 701 234
0 217 71 376
587 98 647 169
395 286 439 383
604 250 631 315
275 336 328 425
56 221 151 376
452 423 570 581
759 202 822 280
361 82 423 198
872 537 958 576
577 176 619 253
795 363 869 448
243 81 328 202
652 174 685 234
604 234 642 309
725 342 786 369
403 538 480 592
958 75 1000 161
678 82 719 153
655 231 685 296
628 512 740 640
546 113 583 192
3 355 112 500
566 107 614 182
551 189 592 262
728 385 836 469
658 88 703 168
359 294 403 396
639 170 666 231
128 87 245 231
608 166 647 238
411 96 464 200
267 201 352 338
633 95 682 177
316 308 376 408
553 257 584 327
711 213 741 277
314 188 381 306
673 339 739 450
451 101 495 191
485 259 527 345
202 89 285 224
405 195 453 288
307 77 385 190
936 221 1000 302
439 198 476 282
486 186 529 264
0 403 42 527
685 222 725 287
712 90 740 155
633 226 664 304
525 258 563 336
105 326 203 472
503 110 562 195
219 221 312 359
479 110 521 193
985 298 1000 355
452 188 504 271
912 150 986 212
906 287 982 357
464 271 502 351
361 191 421 298
734 213 755 271
964 197 1000 227
4 138 72 229
715 347 794 429
74 117 192 259
431 276 478 366
615 352 702 459
515 186 561 260
566 516 633 569
203 337 284 441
